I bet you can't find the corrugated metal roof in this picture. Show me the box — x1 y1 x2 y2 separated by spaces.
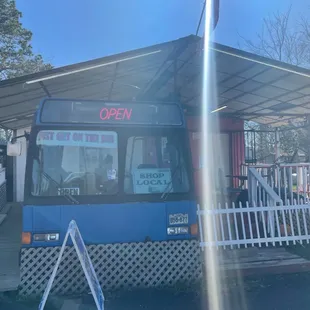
0 34 310 130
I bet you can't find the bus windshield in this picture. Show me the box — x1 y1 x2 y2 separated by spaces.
30 129 190 198
31 130 118 196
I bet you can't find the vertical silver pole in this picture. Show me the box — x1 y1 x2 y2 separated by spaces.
275 128 280 161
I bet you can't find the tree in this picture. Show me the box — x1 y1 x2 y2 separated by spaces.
239 6 310 162
244 121 276 163
0 128 12 143
0 0 52 80
239 5 310 67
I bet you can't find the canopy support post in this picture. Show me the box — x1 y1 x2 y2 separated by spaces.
39 81 51 97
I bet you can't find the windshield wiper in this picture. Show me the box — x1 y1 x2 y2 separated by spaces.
160 163 183 200
41 171 79 205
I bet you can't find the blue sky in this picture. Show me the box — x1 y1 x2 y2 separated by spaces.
16 0 309 67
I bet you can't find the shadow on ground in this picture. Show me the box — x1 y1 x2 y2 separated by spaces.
102 289 202 310
3 273 310 309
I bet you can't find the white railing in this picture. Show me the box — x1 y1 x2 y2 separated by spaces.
197 201 310 249
251 163 310 205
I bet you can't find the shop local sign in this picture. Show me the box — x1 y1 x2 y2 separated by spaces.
133 168 172 194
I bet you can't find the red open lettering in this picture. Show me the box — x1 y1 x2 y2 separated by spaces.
99 108 109 120
99 107 132 121
109 108 117 118
115 108 123 120
123 108 132 120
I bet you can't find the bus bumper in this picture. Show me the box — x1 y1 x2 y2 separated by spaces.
19 240 202 296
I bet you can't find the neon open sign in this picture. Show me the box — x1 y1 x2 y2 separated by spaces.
40 99 183 126
99 108 132 121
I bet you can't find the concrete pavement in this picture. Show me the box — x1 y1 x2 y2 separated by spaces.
2 273 310 309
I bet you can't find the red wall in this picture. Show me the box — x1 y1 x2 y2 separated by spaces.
186 116 244 132
186 116 245 196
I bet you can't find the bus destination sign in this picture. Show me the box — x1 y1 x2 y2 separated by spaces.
40 99 183 126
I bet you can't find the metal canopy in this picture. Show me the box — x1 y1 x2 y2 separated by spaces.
0 34 310 130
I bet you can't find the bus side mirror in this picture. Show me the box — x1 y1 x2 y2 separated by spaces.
7 142 22 156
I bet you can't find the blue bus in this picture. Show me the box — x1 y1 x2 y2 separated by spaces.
19 98 200 295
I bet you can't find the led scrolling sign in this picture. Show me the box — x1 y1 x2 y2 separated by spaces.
40 99 183 126
99 107 132 121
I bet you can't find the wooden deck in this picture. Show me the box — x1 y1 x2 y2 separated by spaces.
0 203 21 292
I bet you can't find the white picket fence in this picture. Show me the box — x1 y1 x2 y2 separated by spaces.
197 201 310 249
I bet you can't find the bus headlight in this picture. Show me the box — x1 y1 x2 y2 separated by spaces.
33 233 60 242
167 226 189 235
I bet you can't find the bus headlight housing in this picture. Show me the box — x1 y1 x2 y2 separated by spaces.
33 233 60 242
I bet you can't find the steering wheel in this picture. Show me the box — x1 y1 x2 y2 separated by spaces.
63 172 84 183
63 172 99 191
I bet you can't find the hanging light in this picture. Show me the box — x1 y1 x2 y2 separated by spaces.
210 105 227 113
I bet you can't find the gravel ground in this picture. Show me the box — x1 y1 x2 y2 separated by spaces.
2 273 310 310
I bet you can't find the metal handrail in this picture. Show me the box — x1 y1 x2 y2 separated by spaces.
248 167 282 204
248 163 310 168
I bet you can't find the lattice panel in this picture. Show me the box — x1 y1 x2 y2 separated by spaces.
20 240 202 296
0 181 6 212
